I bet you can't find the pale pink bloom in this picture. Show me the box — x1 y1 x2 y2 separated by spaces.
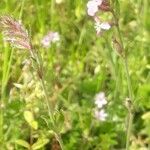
94 20 111 34
87 1 98 16
95 92 107 108
41 32 60 48
87 0 103 16
94 109 108 121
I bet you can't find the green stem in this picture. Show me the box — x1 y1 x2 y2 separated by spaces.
126 110 133 150
30 49 64 150
124 57 133 100
123 57 134 150
0 46 14 147
40 78 55 127
19 0 26 20
112 8 134 150
50 0 55 29
0 106 4 147
55 133 64 150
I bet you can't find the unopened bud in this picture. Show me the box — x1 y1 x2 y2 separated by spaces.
112 38 123 56
99 0 111 11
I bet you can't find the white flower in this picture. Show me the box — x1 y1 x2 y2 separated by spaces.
94 109 108 121
41 32 60 48
52 32 60 43
87 0 103 16
94 21 111 34
95 92 107 108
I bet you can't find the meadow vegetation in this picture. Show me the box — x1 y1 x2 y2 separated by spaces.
0 0 149 149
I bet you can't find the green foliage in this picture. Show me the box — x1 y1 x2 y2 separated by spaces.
0 0 149 149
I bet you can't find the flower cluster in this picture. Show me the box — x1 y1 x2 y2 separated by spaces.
41 31 60 48
94 92 108 121
87 0 111 35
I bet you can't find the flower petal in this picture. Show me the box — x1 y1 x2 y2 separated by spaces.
87 1 99 16
100 22 111 30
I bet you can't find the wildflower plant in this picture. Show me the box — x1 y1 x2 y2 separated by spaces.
0 0 149 149
87 0 135 149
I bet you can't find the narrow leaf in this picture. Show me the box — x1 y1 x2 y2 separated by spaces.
32 138 49 150
15 139 30 149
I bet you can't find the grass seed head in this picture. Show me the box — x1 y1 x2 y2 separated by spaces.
0 15 32 50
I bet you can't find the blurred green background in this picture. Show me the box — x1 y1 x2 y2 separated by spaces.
0 0 149 149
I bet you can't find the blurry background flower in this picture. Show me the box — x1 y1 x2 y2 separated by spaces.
94 92 107 108
94 109 108 121
41 31 60 48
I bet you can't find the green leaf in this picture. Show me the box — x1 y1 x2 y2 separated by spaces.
31 120 38 130
24 110 38 129
142 112 150 120
32 138 49 150
24 111 34 122
15 139 30 149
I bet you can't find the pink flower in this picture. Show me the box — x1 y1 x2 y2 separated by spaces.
41 32 60 48
87 0 103 16
94 109 108 121
94 19 111 34
95 92 107 108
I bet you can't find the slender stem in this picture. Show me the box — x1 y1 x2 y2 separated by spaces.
19 0 26 20
29 49 64 150
112 8 134 150
50 0 55 29
0 46 14 147
40 78 55 127
30 126 33 150
124 57 134 150
124 57 133 100
39 63 64 150
55 133 64 150
126 110 133 150
0 105 4 147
